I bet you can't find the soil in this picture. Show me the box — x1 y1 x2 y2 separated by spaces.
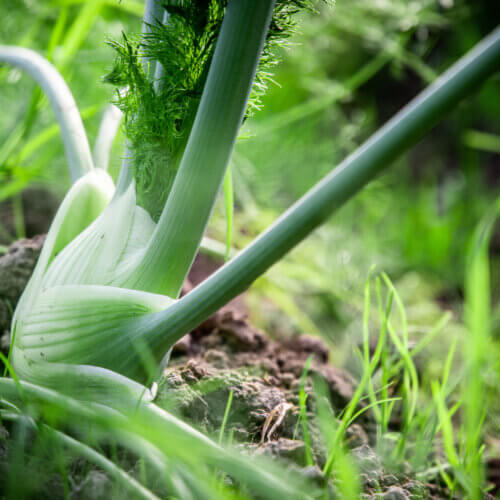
0 187 59 245
158 310 450 499
0 236 494 499
0 235 45 350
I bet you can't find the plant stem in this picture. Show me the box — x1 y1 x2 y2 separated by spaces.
131 0 276 297
93 101 123 170
223 165 234 262
0 46 94 182
12 194 26 239
153 10 169 92
115 0 166 194
141 0 164 78
143 26 500 359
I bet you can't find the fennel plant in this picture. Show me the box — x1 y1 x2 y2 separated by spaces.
0 0 499 415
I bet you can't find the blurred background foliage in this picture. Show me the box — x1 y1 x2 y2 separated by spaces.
0 0 498 392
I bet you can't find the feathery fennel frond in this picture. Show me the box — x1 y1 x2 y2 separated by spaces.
104 0 328 220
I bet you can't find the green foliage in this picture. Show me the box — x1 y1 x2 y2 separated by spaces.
0 0 137 207
105 0 329 220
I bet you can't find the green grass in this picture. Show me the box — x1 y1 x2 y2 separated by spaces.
218 387 234 446
293 355 314 466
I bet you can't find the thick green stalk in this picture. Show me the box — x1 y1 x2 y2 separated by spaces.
142 27 500 358
130 0 276 297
